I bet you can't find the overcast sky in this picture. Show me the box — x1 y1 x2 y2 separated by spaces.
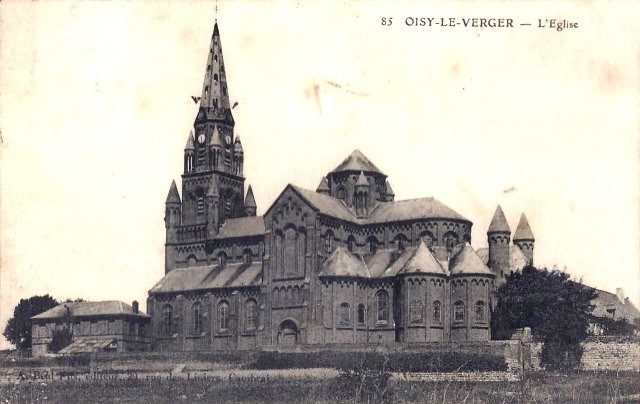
1 1 638 348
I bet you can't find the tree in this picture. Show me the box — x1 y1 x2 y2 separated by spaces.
491 265 598 370
3 295 59 349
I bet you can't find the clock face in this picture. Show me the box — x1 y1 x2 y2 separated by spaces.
197 134 206 144
224 135 232 146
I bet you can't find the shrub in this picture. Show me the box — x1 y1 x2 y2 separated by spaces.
48 327 73 353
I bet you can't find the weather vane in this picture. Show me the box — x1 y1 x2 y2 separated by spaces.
215 0 218 22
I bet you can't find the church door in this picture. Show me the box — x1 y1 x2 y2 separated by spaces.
278 320 299 346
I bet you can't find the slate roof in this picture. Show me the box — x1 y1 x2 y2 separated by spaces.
476 245 529 272
244 186 256 208
591 289 640 321
316 177 330 193
166 180 181 203
149 261 262 293
319 242 486 279
290 185 469 224
331 150 385 175
399 241 448 276
385 180 394 196
449 244 495 276
32 301 149 320
184 131 195 150
513 213 535 241
58 337 117 354
215 216 265 239
488 205 511 233
356 172 368 186
210 126 222 147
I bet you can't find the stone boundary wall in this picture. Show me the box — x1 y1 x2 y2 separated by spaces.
580 342 640 371
395 371 519 382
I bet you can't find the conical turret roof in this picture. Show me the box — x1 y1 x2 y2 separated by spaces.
234 135 243 153
488 205 511 233
385 180 394 196
400 241 448 275
166 180 181 204
449 244 495 276
316 177 330 193
209 126 222 147
355 171 368 187
184 131 195 150
244 185 256 208
513 213 535 241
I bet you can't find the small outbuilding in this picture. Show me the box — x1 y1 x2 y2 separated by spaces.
31 300 151 356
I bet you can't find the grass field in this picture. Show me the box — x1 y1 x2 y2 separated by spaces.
1 371 638 403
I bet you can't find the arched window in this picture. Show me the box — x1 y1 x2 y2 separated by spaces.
284 226 297 277
347 236 355 252
218 301 230 332
243 249 253 265
357 304 366 325
217 252 227 267
375 290 389 324
336 186 346 202
187 255 197 267
214 54 218 62
432 301 442 323
454 301 465 322
338 302 351 325
162 305 173 335
394 234 407 252
444 232 458 250
245 299 258 331
475 301 486 322
367 236 378 254
410 300 424 324
213 73 219 82
192 302 203 334
324 231 334 254
420 231 435 248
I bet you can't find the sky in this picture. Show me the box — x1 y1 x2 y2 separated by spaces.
1 1 639 348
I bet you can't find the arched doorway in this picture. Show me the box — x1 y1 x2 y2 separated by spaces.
277 319 299 346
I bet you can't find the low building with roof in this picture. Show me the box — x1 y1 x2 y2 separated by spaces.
31 301 151 356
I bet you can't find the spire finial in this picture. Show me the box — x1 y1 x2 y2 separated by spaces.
215 0 218 22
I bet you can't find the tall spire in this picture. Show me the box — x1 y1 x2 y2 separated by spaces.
488 205 511 234
513 213 535 241
200 21 231 112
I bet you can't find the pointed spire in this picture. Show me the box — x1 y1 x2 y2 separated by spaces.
385 180 394 196
488 205 511 233
316 177 330 194
206 176 219 198
234 135 243 153
200 21 231 111
244 185 256 208
355 171 368 187
209 126 222 147
184 131 195 150
513 213 535 241
166 180 181 204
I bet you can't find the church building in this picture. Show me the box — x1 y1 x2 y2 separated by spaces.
146 21 535 350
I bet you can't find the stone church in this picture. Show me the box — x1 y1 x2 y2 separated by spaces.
146 21 535 350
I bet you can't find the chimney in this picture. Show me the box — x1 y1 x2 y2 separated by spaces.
132 300 139 314
616 288 625 303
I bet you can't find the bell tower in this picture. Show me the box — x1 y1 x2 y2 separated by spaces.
181 20 246 228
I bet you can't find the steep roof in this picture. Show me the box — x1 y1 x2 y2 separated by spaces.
513 213 535 241
216 216 265 239
399 241 448 276
166 180 181 204
316 177 330 193
184 131 195 150
488 205 511 233
234 135 243 153
449 244 495 276
210 126 222 147
367 197 468 223
385 180 394 196
591 289 640 321
244 186 256 208
149 261 262 294
32 301 149 320
330 150 385 175
355 172 368 186
289 185 469 224
319 247 369 278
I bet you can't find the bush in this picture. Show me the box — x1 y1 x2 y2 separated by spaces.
337 355 392 403
48 327 73 353
247 350 507 372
